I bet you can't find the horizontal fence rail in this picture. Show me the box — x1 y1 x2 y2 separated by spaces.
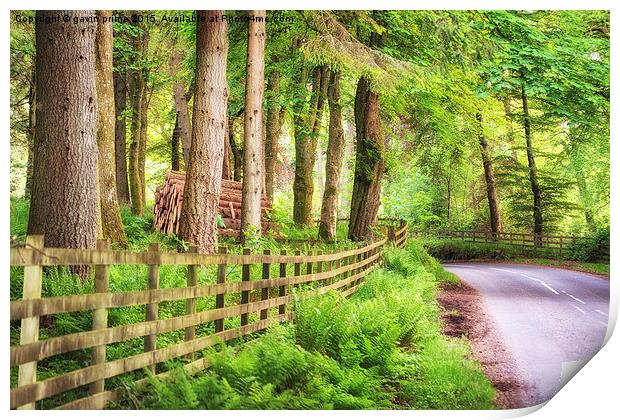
9 221 407 410
410 229 609 260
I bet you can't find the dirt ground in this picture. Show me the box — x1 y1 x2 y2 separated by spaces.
438 281 533 409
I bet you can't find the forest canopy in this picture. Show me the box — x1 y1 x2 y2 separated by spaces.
9 9 610 253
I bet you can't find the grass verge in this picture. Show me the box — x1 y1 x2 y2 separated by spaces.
116 242 496 410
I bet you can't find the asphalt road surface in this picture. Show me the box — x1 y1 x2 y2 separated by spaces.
443 262 610 407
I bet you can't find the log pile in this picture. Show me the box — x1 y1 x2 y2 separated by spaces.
153 171 277 238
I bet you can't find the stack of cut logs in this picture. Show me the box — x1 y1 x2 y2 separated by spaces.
153 171 277 238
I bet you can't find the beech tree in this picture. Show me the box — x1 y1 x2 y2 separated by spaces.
178 10 228 253
318 71 345 242
292 66 329 226
476 112 503 236
113 69 130 204
348 75 385 241
128 18 148 216
95 10 128 248
240 10 266 242
27 10 98 253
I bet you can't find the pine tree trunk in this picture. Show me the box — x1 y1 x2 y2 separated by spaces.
178 10 228 254
319 72 345 242
222 115 232 179
169 50 192 167
292 66 328 226
113 70 130 204
28 10 99 258
171 116 180 171
241 11 266 243
95 11 129 248
521 84 543 242
348 77 385 241
25 65 36 198
264 68 282 202
476 112 503 237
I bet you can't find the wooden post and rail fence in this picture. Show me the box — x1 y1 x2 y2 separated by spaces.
410 229 609 261
9 220 408 410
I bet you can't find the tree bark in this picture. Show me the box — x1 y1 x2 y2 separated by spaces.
113 70 130 204
292 66 329 226
178 10 228 254
222 114 232 179
169 50 192 167
348 76 385 241
264 68 282 202
318 71 345 242
241 10 266 243
25 65 36 198
28 10 99 258
128 21 147 216
171 116 180 171
95 11 129 248
521 84 543 241
476 112 503 237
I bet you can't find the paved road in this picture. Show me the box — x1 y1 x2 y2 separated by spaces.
443 262 610 407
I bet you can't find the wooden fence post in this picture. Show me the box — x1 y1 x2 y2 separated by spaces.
306 250 313 279
316 250 323 287
215 246 227 333
388 226 395 244
185 245 199 346
261 250 271 320
241 248 251 326
294 250 302 290
90 239 110 395
145 243 160 373
279 250 287 315
17 235 44 410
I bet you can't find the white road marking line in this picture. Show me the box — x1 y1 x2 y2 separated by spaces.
489 268 517 274
539 281 560 295
569 303 586 314
516 273 560 295
595 309 608 316
561 290 586 304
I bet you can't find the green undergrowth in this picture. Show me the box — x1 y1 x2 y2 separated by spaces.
116 242 495 410
420 238 609 264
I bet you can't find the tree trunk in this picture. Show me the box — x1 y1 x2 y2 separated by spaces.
113 70 130 204
138 69 149 213
171 116 180 171
222 115 232 179
178 10 228 254
318 72 345 242
348 76 385 241
229 116 243 182
292 66 328 226
25 65 36 198
241 10 266 243
264 68 282 202
521 84 543 241
169 50 192 167
476 112 503 237
95 11 129 248
128 22 147 216
28 10 99 258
